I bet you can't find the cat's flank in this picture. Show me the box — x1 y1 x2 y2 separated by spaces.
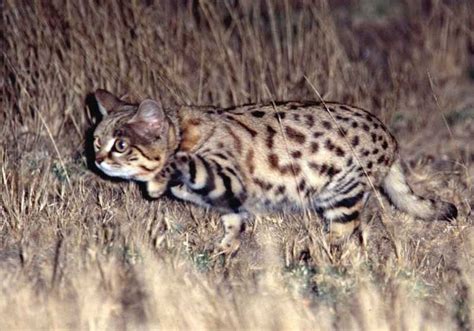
92 90 457 250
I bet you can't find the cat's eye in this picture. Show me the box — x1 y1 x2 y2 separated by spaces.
114 138 128 153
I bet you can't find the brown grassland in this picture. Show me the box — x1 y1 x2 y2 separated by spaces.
1 0 474 329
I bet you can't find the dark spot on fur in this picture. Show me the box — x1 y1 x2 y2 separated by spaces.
291 151 302 159
351 135 359 147
268 153 279 169
304 114 315 127
377 155 386 164
327 165 341 177
274 112 286 120
214 153 228 160
309 162 319 171
276 185 286 195
287 164 301 175
298 179 306 191
382 140 388 149
346 157 353 167
313 132 324 139
268 154 301 175
246 149 255 175
351 121 358 128
325 139 335 151
266 125 277 149
310 142 319 153
367 161 373 169
293 114 301 121
225 167 238 177
338 128 348 137
371 133 377 143
362 149 370 157
335 147 345 157
362 123 370 131
285 126 306 144
320 164 328 174
254 178 273 191
322 121 332 130
251 111 266 118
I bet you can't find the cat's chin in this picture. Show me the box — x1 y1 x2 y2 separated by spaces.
96 162 136 180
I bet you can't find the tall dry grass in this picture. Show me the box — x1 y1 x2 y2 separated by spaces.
1 0 473 329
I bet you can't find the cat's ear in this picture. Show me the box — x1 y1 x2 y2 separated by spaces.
128 99 167 136
95 89 126 116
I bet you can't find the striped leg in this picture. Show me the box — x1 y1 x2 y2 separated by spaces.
147 174 169 198
170 184 210 208
146 160 177 198
173 152 248 252
173 151 246 212
315 176 370 244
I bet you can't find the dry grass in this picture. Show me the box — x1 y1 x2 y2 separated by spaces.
1 0 473 330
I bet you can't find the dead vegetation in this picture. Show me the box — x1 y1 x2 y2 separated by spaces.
1 0 473 330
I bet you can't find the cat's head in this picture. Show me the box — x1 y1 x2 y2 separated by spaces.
92 89 176 182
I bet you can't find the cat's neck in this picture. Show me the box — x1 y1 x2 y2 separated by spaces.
175 106 215 153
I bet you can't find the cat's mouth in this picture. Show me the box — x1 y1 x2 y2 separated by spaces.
95 161 136 179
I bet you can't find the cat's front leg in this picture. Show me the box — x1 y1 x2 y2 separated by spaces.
146 178 168 199
146 162 175 198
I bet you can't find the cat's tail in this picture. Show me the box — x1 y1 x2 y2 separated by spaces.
381 159 457 221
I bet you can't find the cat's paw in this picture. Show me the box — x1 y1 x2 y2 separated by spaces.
217 236 241 255
146 180 167 199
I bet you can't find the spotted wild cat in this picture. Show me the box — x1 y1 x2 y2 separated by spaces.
92 89 457 251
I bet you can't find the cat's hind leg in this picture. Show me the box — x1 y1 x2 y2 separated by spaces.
314 176 370 244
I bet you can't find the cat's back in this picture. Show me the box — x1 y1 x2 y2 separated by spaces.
184 101 398 212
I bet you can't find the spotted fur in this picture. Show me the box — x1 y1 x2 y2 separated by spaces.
93 90 458 250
